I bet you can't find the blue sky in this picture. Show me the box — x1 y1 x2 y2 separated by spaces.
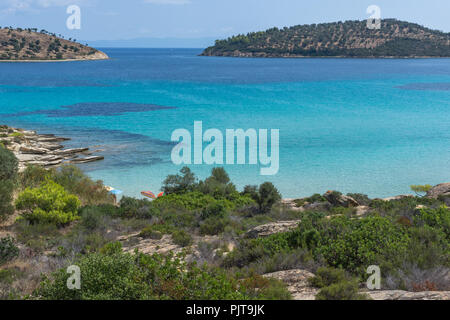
0 0 449 43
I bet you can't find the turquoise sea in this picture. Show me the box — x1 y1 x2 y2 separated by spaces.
1 48 449 198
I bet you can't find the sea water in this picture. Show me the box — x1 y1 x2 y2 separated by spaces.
0 48 449 198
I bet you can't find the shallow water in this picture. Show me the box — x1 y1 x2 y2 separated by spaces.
1 48 449 198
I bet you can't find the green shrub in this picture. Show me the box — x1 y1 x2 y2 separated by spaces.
309 267 349 288
315 280 369 300
36 251 152 300
119 196 155 219
152 192 217 211
80 206 112 231
414 206 450 234
316 216 411 276
161 166 197 195
0 180 15 220
19 165 50 189
9 132 24 140
410 185 432 197
36 251 256 300
196 167 238 199
201 201 229 219
200 217 230 235
51 165 113 205
252 182 282 214
0 148 18 220
139 226 163 240
0 147 18 182
99 242 123 255
15 180 81 226
239 275 291 300
13 220 59 252
309 267 370 300
0 236 19 265
347 193 371 206
172 230 193 247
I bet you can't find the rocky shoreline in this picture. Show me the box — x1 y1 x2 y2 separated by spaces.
0 125 104 172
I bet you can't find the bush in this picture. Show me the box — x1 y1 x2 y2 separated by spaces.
0 148 18 220
172 230 193 247
161 166 197 195
139 227 163 240
309 267 348 288
0 147 18 181
310 267 370 300
0 180 15 220
80 206 114 231
36 251 257 300
51 165 113 205
239 275 291 300
414 206 450 233
99 242 123 255
201 201 229 219
315 280 369 300
139 224 175 239
15 180 81 226
294 194 328 207
253 182 282 214
0 236 19 265
119 196 155 219
196 167 238 199
347 193 371 206
19 165 50 189
411 185 432 197
152 192 216 211
315 216 411 276
200 217 230 235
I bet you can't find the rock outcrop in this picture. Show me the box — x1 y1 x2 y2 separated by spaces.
263 269 450 300
323 191 359 207
382 195 414 201
263 269 318 300
426 183 450 199
367 290 450 300
245 220 301 239
0 125 104 171
117 231 231 263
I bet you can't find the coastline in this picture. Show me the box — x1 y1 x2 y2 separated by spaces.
0 125 104 172
0 50 109 63
0 58 109 63
200 52 450 59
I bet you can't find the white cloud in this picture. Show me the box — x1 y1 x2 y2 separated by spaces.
143 0 191 5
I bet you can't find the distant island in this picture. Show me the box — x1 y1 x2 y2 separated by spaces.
201 19 450 58
0 27 108 61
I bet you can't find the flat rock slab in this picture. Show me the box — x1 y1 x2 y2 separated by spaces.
245 220 301 238
19 146 47 154
263 269 318 300
69 156 104 163
2 125 104 171
55 148 89 155
367 290 450 300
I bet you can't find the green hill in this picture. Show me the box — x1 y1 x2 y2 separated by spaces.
202 19 450 58
0 27 108 61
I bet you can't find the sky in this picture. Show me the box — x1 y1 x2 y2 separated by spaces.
0 0 449 46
